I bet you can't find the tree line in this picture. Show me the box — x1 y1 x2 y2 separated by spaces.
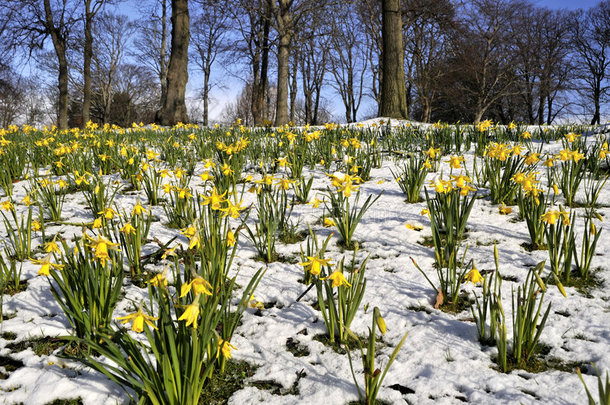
0 0 608 129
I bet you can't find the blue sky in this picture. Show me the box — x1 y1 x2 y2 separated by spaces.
536 0 600 10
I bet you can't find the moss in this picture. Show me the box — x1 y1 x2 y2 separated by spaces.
286 337 310 358
44 399 83 405
493 344 590 374
198 360 257 405
520 242 547 252
0 355 23 380
1 280 28 296
547 271 603 297
476 239 499 247
407 304 433 314
279 230 307 245
417 235 435 248
336 239 360 251
1 332 17 340
439 294 473 314
250 369 305 396
6 337 67 357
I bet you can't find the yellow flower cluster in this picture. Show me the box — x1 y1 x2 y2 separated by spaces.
512 171 542 204
477 119 493 132
557 148 584 162
216 137 249 155
429 174 476 196
328 172 361 197
485 142 522 161
541 209 570 225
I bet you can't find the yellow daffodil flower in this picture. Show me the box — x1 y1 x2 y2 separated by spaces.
178 298 201 329
149 268 168 287
446 155 465 169
98 207 118 220
406 223 423 231
120 222 136 234
92 217 103 229
309 197 322 208
132 201 147 216
565 132 580 143
180 276 213 298
227 230 236 247
31 254 64 276
464 266 483 284
201 187 227 210
499 203 512 215
541 209 569 225
275 178 295 190
1 200 14 211
116 306 158 333
217 338 237 359
323 218 335 227
299 256 332 276
44 239 61 254
181 225 197 239
86 234 121 266
321 270 351 288
221 199 245 219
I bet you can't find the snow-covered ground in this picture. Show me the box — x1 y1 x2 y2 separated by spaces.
1 120 609 404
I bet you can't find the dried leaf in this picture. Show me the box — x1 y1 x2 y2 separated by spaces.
434 288 444 309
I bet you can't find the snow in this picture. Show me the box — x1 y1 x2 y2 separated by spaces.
1 119 609 404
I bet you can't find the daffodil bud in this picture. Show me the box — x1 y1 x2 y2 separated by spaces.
534 271 546 293
551 272 567 298
374 307 386 335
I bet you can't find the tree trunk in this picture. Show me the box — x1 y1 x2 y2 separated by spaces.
159 0 169 108
57 52 69 129
380 0 407 119
274 0 291 126
83 0 94 126
44 0 69 129
156 0 189 126
251 3 271 126
591 81 601 125
275 35 290 126
537 93 545 125
313 84 321 124
203 66 210 126
473 109 484 124
289 53 298 123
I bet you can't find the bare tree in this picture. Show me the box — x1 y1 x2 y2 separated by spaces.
111 64 160 125
90 12 135 123
328 2 368 123
571 1 610 125
0 66 24 127
403 0 455 122
5 0 81 129
268 0 321 126
380 0 408 119
448 0 523 123
82 0 113 126
298 21 332 124
190 0 229 126
156 0 190 125
133 0 170 109
227 0 273 126
356 0 382 115
510 6 573 124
